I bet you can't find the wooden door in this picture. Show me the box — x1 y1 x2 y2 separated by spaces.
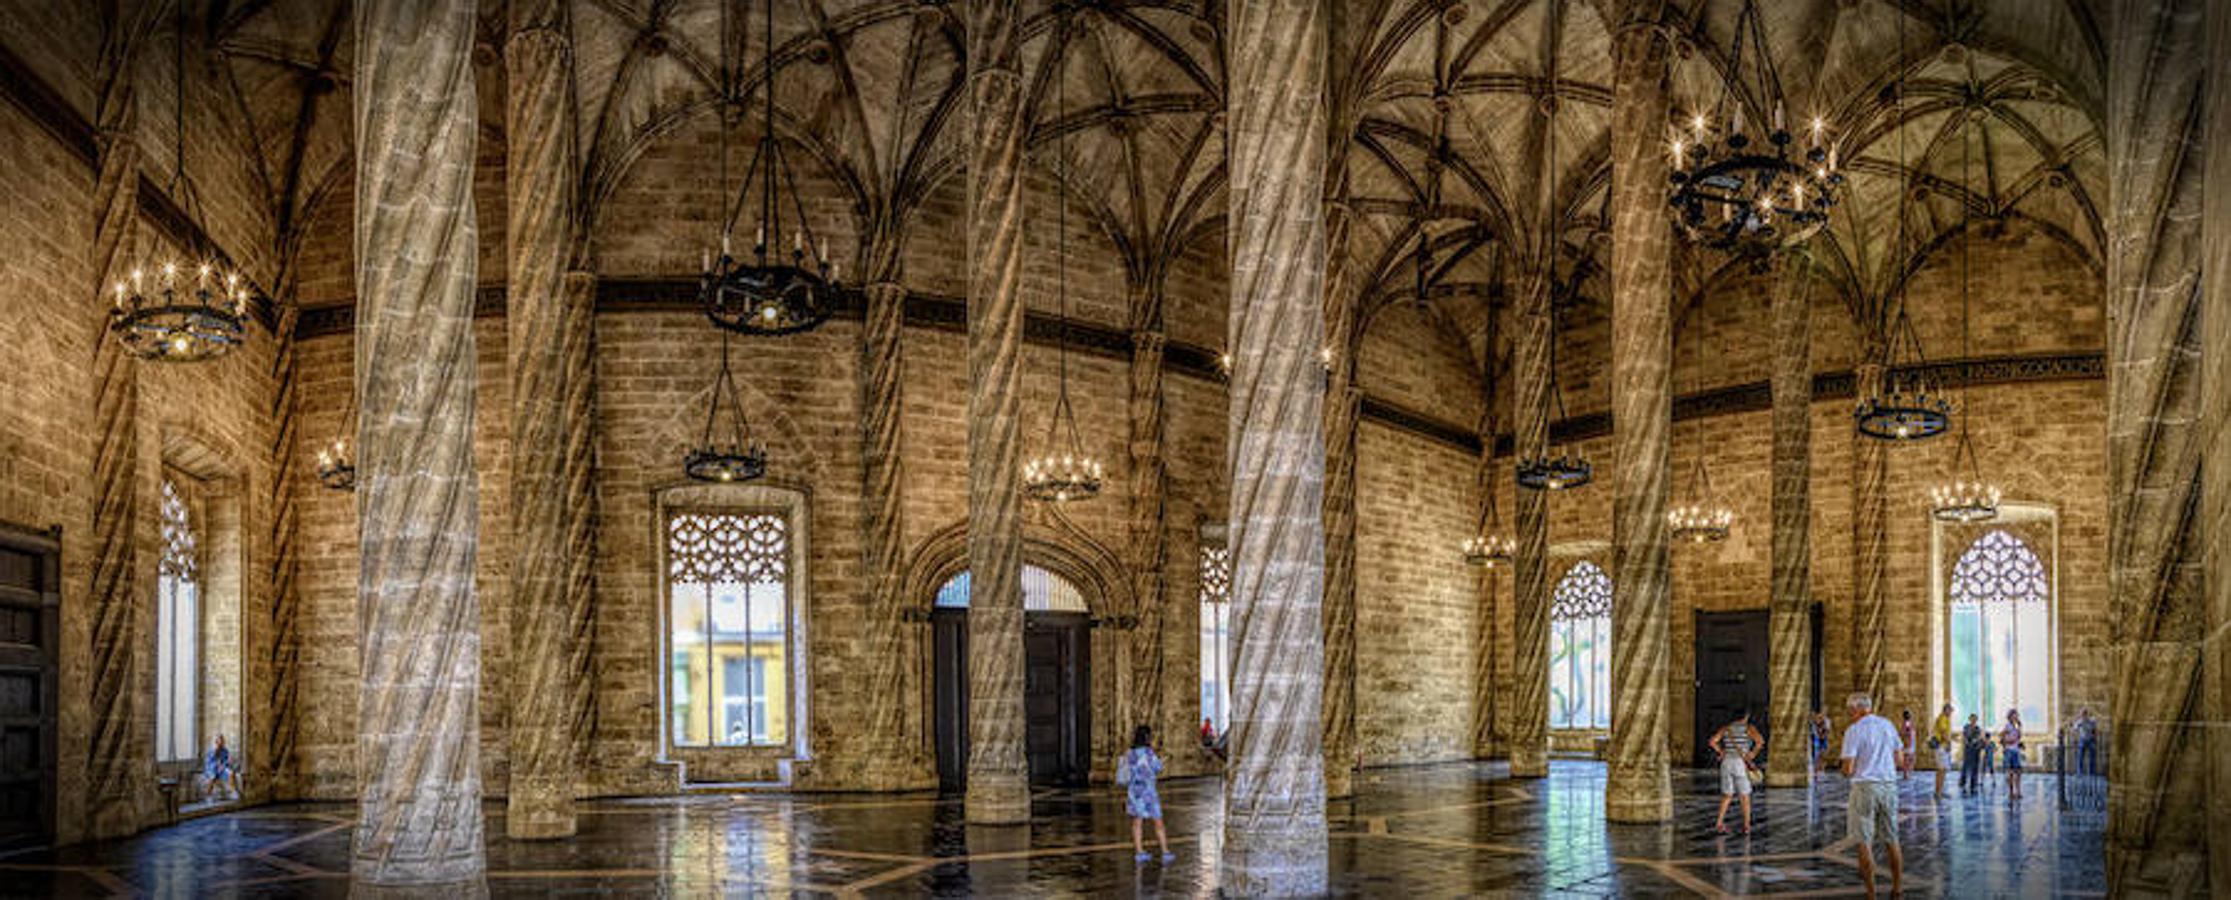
932 608 969 793
1023 614 1090 786
1693 609 1772 768
0 526 58 850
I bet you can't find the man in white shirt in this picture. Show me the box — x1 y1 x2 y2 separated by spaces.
1840 692 1906 899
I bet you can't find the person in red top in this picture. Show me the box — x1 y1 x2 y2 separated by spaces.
1200 717 1216 746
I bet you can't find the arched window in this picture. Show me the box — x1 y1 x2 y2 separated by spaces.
1947 530 2054 733
932 565 1088 612
1198 541 1233 736
1550 561 1612 731
666 510 793 748
157 478 200 763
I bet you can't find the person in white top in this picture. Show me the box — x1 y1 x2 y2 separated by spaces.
1840 692 1907 899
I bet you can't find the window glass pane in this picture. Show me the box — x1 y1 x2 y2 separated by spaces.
667 510 793 749
670 583 711 747
157 479 199 763
1550 562 1613 730
1946 530 2054 734
1198 543 1233 735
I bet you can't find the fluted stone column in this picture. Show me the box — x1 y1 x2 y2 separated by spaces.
2105 0 2215 891
86 49 155 841
1222 0 1330 892
1126 321 1169 745
1508 268 1553 779
963 0 1029 826
861 279 922 787
1850 345 1887 702
1765 262 1813 788
351 1 487 892
1320 204 1360 799
1603 24 1673 824
504 0 594 840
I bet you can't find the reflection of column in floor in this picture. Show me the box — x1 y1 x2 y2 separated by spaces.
1221 0 1330 894
2103 0 2219 891
1766 262 1814 789
350 0 487 891
961 0 1029 826
1603 23 1674 824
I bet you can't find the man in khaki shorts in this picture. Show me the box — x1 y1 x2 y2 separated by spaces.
1840 692 1906 899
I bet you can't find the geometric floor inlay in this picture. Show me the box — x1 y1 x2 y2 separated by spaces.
0 759 2108 897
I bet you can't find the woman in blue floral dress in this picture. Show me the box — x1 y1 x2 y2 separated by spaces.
1121 725 1173 862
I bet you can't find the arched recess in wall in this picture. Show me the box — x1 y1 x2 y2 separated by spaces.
649 373 826 489
1930 501 2060 738
900 517 1129 622
157 428 249 805
1546 541 1611 744
651 480 814 785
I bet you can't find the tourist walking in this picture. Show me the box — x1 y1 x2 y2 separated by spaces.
1118 725 1174 863
2072 708 2099 776
1709 709 1764 834
1841 693 1907 899
2001 711 2026 800
1810 710 1831 772
1898 709 1918 778
1959 714 1985 795
1930 704 1955 798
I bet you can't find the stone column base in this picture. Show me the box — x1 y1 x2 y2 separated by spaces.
1604 786 1672 823
1221 819 1329 897
964 771 1031 824
350 876 490 900
1508 745 1548 778
504 775 576 839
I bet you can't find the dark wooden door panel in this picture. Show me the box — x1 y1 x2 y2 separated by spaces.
0 528 57 851
1693 610 1772 768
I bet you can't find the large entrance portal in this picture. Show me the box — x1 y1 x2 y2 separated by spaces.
931 566 1093 792
1691 604 1822 768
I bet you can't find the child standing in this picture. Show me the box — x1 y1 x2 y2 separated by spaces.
1120 725 1173 863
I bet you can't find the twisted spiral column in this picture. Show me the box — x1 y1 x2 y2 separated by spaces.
350 1 487 891
504 0 596 840
963 0 1030 826
1507 270 1552 779
1604 23 1673 824
1220 0 1331 893
1126 326 1168 745
861 280 921 787
1850 353 1887 704
260 304 303 801
1766 262 1814 788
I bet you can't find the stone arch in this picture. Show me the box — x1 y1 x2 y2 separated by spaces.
901 516 1129 622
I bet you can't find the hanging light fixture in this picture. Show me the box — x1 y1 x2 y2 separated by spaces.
1666 0 1840 258
1853 9 1950 442
1022 22 1103 504
683 332 768 482
1462 486 1516 566
699 0 841 336
314 394 357 492
1668 455 1736 542
1929 106 2000 522
110 4 252 363
1517 89 1590 493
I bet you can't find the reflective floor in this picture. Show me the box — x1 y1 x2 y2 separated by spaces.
0 760 2105 897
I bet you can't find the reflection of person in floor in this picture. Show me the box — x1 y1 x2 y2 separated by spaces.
1708 709 1763 834
202 734 242 802
1840 693 1905 899
1118 725 1173 863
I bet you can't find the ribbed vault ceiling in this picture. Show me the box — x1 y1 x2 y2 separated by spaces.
177 0 2105 374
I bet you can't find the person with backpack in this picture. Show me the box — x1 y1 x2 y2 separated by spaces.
1117 724 1173 863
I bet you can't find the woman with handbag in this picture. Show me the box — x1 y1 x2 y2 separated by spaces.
1709 709 1764 834
1117 725 1174 863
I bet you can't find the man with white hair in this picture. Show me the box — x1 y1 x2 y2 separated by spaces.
1840 692 1905 898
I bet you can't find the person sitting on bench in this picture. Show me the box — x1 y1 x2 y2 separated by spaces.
202 734 242 802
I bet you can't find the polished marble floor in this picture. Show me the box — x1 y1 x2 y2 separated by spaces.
0 760 2105 897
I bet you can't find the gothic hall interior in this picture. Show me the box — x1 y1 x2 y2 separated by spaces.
0 0 2223 896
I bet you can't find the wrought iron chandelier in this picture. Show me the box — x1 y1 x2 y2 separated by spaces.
1666 0 1841 257
699 0 840 336
110 5 252 363
1022 31 1102 504
683 332 768 483
1854 15 1950 443
1929 112 1999 522
1516 340 1591 490
314 394 356 492
1462 487 1516 567
1668 455 1736 543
